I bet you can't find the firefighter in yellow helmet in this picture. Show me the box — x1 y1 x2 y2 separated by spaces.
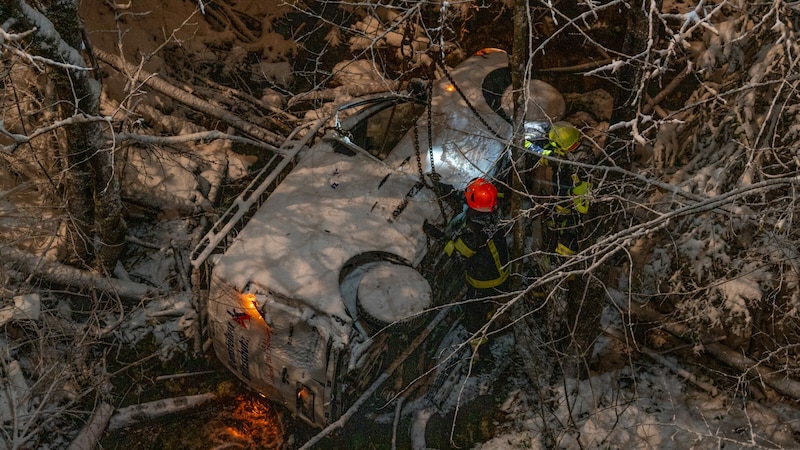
548 121 583 154
524 121 592 257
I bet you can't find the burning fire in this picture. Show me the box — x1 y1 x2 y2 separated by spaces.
212 395 284 449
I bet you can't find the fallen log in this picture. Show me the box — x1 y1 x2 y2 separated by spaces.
603 327 719 397
67 403 113 450
1 245 164 301
107 393 216 431
610 292 800 400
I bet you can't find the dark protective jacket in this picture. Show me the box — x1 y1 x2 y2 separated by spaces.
525 138 591 256
444 212 510 290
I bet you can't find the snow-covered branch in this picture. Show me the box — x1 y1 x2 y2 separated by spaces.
1 245 165 301
93 47 284 147
1 114 111 154
3 2 89 70
115 130 278 151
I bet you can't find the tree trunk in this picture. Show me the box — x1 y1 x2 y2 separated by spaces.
509 1 557 404
51 0 126 272
605 0 657 169
91 134 127 272
509 0 528 291
46 0 98 264
9 0 127 270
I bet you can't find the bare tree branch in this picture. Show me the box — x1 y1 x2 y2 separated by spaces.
93 47 285 148
1 244 165 301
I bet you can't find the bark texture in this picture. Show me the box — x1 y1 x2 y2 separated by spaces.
605 0 658 168
8 0 127 270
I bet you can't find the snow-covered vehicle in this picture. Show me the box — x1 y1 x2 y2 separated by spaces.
193 48 566 427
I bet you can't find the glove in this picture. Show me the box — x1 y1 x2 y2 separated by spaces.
523 138 552 166
423 219 445 239
445 209 467 235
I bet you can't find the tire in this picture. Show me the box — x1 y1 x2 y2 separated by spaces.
356 262 432 334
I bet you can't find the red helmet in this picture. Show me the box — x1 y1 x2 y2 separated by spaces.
465 178 498 212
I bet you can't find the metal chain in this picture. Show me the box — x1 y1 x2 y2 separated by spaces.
413 106 448 223
413 124 428 188
426 80 447 219
409 7 448 229
426 80 438 184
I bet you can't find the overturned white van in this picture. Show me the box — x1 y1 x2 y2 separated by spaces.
192 48 566 427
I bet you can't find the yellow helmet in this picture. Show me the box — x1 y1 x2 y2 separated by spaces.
548 122 581 153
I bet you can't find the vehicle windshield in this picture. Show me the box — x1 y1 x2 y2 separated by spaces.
347 99 426 160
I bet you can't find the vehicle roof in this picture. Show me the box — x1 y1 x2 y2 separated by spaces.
212 140 439 337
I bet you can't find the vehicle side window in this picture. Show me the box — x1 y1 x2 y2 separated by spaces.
349 100 426 160
482 67 513 124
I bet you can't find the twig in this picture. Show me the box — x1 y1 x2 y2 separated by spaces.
538 58 614 73
154 370 215 381
603 327 719 396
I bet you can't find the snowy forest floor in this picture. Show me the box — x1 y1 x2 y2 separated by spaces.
3 0 800 449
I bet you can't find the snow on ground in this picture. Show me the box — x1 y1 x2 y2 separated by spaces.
463 303 800 450
476 361 800 449
108 218 199 360
110 293 196 360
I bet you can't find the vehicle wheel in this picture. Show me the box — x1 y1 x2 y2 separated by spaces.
356 262 432 334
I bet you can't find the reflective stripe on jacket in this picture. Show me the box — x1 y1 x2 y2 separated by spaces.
465 239 510 289
444 220 510 290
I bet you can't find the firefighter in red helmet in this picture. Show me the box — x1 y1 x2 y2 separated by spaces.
443 178 510 365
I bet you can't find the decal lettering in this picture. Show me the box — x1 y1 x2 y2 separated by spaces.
239 336 250 380
225 322 235 368
259 325 276 383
